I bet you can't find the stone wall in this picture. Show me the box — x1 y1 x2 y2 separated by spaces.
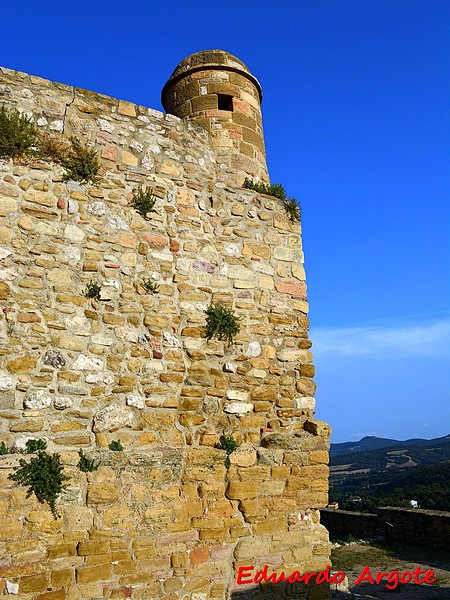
320 509 379 541
378 507 450 550
321 507 450 550
0 66 331 600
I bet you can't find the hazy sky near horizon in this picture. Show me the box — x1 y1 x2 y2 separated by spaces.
2 1 449 442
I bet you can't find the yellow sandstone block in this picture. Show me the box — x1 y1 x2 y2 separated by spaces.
51 569 73 589
77 540 110 555
19 573 48 594
36 591 66 600
253 516 287 535
118 100 136 116
76 563 111 584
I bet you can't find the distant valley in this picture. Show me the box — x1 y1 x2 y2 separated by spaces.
328 434 450 512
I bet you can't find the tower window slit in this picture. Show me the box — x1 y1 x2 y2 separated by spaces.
217 94 234 111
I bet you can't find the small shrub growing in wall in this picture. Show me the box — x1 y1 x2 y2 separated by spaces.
0 105 37 159
243 177 287 201
130 186 157 220
8 450 69 518
108 439 124 452
25 438 47 453
60 137 100 184
141 279 159 294
243 177 301 223
77 449 100 473
0 117 100 183
36 131 71 163
0 441 9 455
83 280 102 301
216 435 239 468
204 304 242 344
283 198 302 223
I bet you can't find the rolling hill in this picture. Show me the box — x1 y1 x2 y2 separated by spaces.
330 434 450 458
329 434 450 512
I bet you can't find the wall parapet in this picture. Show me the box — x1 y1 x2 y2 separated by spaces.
321 507 450 550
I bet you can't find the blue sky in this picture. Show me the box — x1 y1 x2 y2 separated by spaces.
2 1 449 442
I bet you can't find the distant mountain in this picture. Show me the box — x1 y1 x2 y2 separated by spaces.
331 436 399 457
329 434 450 512
330 434 450 458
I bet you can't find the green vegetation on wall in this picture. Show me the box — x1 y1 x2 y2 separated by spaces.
108 440 124 452
204 304 241 344
77 449 100 473
59 136 100 184
141 279 159 294
0 105 37 159
216 435 239 468
83 280 102 300
8 450 69 518
242 177 301 222
0 107 99 183
130 186 157 220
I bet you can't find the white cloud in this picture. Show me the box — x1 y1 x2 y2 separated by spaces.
310 318 450 358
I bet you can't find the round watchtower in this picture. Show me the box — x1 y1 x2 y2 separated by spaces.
161 50 269 184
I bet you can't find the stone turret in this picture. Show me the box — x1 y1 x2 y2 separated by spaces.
161 49 269 184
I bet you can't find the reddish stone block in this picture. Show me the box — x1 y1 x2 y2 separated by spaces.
101 146 118 161
275 279 307 297
189 546 209 565
170 239 180 252
143 234 168 248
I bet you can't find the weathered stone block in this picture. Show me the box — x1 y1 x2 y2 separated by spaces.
36 591 66 600
0 196 18 215
309 450 330 464
76 563 111 584
179 413 205 426
47 543 77 559
50 569 73 589
304 420 332 438
19 573 48 594
0 516 22 540
253 516 287 535
229 447 257 467
277 348 313 363
226 481 260 500
224 401 253 416
118 100 136 116
93 404 134 432
301 363 316 378
250 385 276 400
77 540 110 555
52 334 85 352
7 355 37 374
54 434 91 446
10 418 44 432
23 389 51 409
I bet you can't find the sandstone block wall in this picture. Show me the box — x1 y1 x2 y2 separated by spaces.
0 66 331 600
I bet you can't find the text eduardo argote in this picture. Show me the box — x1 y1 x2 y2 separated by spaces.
237 564 437 590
